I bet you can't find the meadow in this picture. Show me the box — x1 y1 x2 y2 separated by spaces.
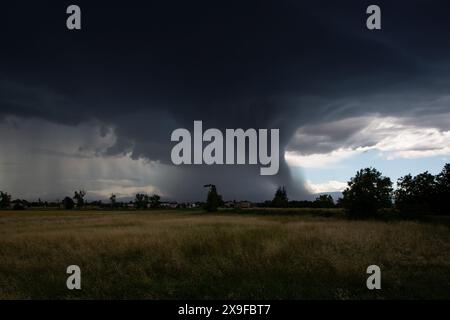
0 209 449 299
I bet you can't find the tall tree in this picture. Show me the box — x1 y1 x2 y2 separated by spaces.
73 190 86 209
135 193 149 209
149 194 161 208
0 191 11 209
314 194 335 208
204 184 223 212
272 186 288 208
395 172 436 214
436 163 450 214
110 194 117 209
341 168 393 218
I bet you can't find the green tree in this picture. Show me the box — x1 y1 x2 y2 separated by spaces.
272 186 288 208
436 163 450 214
341 168 393 218
110 194 117 209
314 194 334 208
395 172 436 214
135 193 149 209
149 194 161 208
0 191 11 209
73 189 86 209
204 184 223 212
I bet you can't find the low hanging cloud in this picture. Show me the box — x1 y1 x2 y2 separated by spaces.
286 115 450 169
88 183 162 199
305 180 348 194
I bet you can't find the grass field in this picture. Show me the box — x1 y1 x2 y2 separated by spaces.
0 209 450 299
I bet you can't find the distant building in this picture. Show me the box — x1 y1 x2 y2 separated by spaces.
161 202 178 209
224 201 235 208
224 200 252 208
237 201 252 208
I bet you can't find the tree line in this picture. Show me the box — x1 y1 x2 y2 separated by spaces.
0 189 164 210
1 163 449 216
61 191 162 210
260 163 450 217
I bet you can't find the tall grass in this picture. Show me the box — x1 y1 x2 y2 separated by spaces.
0 210 449 299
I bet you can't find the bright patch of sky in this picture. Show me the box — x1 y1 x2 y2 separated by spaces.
287 116 450 194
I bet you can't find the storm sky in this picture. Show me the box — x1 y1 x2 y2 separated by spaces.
1 0 450 201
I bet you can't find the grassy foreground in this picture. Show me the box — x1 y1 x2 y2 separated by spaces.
0 209 449 299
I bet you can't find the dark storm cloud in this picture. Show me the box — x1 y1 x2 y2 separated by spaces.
287 116 373 155
1 0 450 200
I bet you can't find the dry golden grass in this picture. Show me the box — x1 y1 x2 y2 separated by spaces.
0 209 449 299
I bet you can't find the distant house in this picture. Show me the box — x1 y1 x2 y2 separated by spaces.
237 201 252 208
11 199 29 210
224 201 235 208
224 201 252 208
161 202 178 209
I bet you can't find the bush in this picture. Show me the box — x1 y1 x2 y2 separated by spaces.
13 202 25 210
62 197 75 210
